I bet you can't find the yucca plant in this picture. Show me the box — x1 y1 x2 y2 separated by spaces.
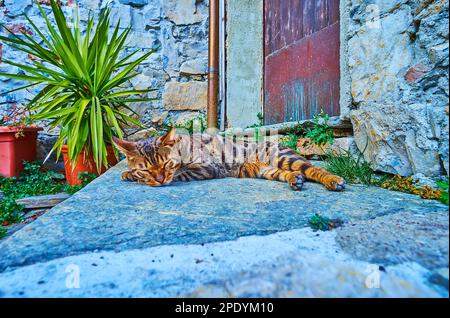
0 0 156 172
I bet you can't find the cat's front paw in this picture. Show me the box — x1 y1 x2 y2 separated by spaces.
288 174 305 191
121 170 134 181
324 176 346 191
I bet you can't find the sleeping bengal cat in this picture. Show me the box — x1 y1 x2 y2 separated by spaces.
113 128 346 191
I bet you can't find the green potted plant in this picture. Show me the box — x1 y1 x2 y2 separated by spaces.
0 0 156 185
0 105 43 178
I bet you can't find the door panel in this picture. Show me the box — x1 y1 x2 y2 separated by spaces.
264 0 340 125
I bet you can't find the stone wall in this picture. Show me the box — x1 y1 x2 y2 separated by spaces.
0 0 209 167
346 0 449 177
1 0 448 178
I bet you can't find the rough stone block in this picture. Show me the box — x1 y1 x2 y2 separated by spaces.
428 42 449 66
109 4 132 28
349 7 413 104
142 3 161 27
163 81 207 111
163 0 202 25
150 111 169 125
4 0 33 18
126 31 158 49
351 103 443 176
180 58 208 75
119 0 148 7
127 128 158 142
296 137 358 158
84 0 101 10
347 0 449 177
4 23 33 35
130 73 152 90
405 63 431 82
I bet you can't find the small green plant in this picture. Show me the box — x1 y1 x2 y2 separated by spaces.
64 172 97 195
279 133 300 150
246 113 265 143
247 112 264 129
254 113 265 143
0 161 97 225
257 112 264 126
0 197 23 225
376 175 443 201
0 227 7 239
279 124 305 150
325 150 374 185
305 111 334 146
2 161 64 198
436 179 449 205
165 114 207 135
308 214 343 232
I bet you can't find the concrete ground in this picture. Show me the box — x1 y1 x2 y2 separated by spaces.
0 161 448 297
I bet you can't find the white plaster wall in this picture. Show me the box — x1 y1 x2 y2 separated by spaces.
225 0 264 129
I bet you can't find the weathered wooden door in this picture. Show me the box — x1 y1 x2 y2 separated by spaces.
264 0 340 125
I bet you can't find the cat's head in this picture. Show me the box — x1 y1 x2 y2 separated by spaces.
113 128 181 186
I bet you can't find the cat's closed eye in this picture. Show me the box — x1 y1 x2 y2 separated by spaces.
163 161 176 169
136 163 146 170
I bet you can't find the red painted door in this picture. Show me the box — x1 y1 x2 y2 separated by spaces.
264 0 340 125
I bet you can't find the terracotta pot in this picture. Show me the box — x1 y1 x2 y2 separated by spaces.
61 144 118 186
0 126 43 178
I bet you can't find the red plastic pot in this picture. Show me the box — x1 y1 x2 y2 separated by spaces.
61 144 118 186
0 126 43 178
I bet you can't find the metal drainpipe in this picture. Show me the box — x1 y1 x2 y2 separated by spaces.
207 0 220 129
219 0 226 131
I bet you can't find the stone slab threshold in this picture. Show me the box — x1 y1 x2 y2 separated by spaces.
15 193 71 209
0 228 446 298
221 116 353 138
0 160 448 297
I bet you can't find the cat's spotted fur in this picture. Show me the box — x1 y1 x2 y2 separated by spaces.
113 128 346 191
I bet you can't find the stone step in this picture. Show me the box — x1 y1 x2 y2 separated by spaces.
15 193 71 209
222 116 354 137
0 159 447 278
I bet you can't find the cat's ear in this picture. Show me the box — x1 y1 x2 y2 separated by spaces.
159 127 180 146
112 137 138 156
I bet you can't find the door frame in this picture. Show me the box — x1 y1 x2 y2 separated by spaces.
223 0 351 129
261 0 351 124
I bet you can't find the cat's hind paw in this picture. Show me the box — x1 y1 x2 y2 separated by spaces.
289 175 305 191
325 176 346 191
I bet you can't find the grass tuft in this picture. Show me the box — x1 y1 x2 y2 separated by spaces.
324 150 374 185
308 213 343 231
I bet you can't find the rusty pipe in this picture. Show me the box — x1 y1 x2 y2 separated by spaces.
207 0 220 129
